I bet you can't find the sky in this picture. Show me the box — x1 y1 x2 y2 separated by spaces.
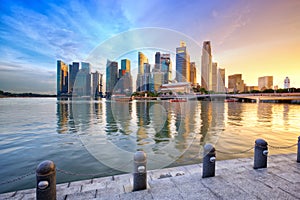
0 0 299 94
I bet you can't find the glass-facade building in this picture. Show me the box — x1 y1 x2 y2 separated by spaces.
57 60 68 96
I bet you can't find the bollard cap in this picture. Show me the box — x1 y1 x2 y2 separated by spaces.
134 151 147 162
36 160 56 175
203 143 215 154
255 139 268 146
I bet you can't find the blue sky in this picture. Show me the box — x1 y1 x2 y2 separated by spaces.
1 0 300 93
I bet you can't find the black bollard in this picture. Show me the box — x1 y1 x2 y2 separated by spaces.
297 136 300 163
253 139 268 169
202 144 216 178
36 160 56 200
133 151 147 191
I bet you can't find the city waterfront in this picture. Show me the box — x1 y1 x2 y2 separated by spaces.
0 98 299 193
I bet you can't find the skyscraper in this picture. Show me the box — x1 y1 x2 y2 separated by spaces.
143 63 151 91
212 62 218 92
106 60 118 96
201 41 212 91
228 74 245 93
57 60 68 96
190 62 197 85
119 59 132 95
91 71 102 97
73 62 91 96
155 52 161 70
217 68 226 93
176 41 190 82
258 76 273 91
121 59 131 73
138 52 148 75
68 62 79 94
161 54 172 84
137 52 149 91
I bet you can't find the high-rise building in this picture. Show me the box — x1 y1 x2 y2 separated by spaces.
57 60 68 96
212 62 218 92
121 59 131 73
151 71 164 92
284 77 290 89
201 41 212 91
138 52 148 75
73 62 91 96
228 74 245 93
82 62 91 96
161 54 172 84
155 52 161 70
190 62 197 85
258 76 273 91
91 71 102 97
176 41 190 82
106 60 118 96
217 68 226 93
68 62 79 94
137 52 149 91
142 63 151 91
118 59 132 95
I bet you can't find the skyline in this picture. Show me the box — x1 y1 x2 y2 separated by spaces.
1 0 300 94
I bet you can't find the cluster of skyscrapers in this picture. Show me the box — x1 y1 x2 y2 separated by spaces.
57 40 291 96
105 59 133 98
57 61 103 97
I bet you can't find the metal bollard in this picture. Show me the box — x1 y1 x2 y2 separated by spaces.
133 151 147 191
297 136 300 163
36 160 56 200
202 144 216 178
253 139 268 169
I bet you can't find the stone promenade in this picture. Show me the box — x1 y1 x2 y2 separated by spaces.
1 153 299 199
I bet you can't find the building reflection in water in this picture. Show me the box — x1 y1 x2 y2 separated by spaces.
56 98 77 134
257 103 273 126
56 98 227 170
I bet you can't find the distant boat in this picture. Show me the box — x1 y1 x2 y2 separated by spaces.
224 98 238 102
170 98 187 102
111 95 132 102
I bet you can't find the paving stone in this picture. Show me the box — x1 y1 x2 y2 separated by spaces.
1 153 299 200
119 190 153 200
66 190 96 200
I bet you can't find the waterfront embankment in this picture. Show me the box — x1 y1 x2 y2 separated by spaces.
1 153 299 199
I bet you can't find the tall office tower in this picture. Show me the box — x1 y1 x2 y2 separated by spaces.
91 71 101 97
137 52 149 91
99 73 103 97
176 41 190 82
82 62 91 96
121 59 131 73
217 68 226 93
155 52 161 70
68 62 79 94
212 62 218 92
57 60 68 96
228 74 245 93
161 53 172 84
190 62 197 85
73 62 91 96
284 77 290 89
106 60 118 96
201 41 212 91
138 52 148 75
142 63 151 91
258 76 273 91
151 71 164 92
118 59 132 95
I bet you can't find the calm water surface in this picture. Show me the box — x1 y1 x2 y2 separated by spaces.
0 98 299 193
